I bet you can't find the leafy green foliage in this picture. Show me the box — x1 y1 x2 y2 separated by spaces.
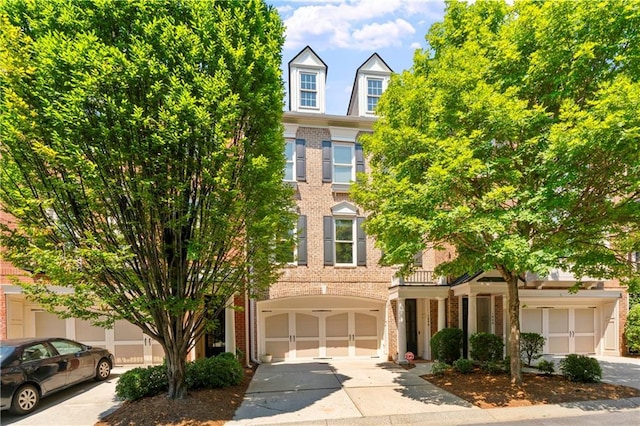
482 360 505 375
520 333 546 366
536 359 555 375
117 354 244 401
0 0 289 399
430 328 463 364
430 361 450 377
116 364 169 401
352 0 640 384
625 304 640 353
559 354 602 383
469 332 504 363
453 358 474 374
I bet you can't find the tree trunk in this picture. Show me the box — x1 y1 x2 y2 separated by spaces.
505 272 522 386
165 343 188 399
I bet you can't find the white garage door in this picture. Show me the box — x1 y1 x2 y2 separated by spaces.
263 309 380 361
522 307 595 354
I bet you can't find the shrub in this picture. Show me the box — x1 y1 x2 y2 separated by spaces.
453 358 474 374
430 328 463 364
469 332 503 363
430 361 450 377
117 354 244 401
537 359 555 375
116 364 168 401
186 354 244 389
625 304 640 353
520 332 546 366
503 355 511 375
559 354 602 383
483 360 504 375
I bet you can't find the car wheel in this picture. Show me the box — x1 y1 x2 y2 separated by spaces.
10 384 39 415
95 358 111 381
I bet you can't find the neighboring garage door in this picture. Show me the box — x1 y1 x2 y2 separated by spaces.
263 309 381 361
521 307 595 354
34 311 164 365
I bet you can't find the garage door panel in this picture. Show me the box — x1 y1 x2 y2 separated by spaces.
326 340 349 357
548 336 569 354
296 313 319 338
575 309 594 333
522 309 542 334
549 309 569 333
575 336 594 353
265 341 289 359
354 313 376 336
265 314 289 338
326 313 348 337
296 341 320 358
355 339 378 356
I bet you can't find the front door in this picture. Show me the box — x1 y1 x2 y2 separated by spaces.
405 299 418 355
205 310 226 358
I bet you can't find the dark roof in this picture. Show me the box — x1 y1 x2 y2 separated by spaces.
449 270 484 286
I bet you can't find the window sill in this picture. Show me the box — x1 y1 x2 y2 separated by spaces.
333 264 358 269
331 183 351 193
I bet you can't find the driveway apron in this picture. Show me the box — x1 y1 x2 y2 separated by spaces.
228 360 475 425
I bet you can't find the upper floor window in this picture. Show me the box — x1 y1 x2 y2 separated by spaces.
334 218 355 265
284 141 295 181
333 143 354 184
300 72 317 108
367 78 383 113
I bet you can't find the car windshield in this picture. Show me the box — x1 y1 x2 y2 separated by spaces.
0 345 17 366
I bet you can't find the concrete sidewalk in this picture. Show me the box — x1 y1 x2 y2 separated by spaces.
228 357 640 426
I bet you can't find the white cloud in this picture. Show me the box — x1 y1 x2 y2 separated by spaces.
351 19 415 50
410 41 422 49
282 0 426 51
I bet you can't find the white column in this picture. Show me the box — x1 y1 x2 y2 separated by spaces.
468 294 477 336
397 298 407 363
437 297 446 331
503 295 508 357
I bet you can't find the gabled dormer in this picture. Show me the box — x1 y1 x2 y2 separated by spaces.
347 53 392 117
288 46 327 114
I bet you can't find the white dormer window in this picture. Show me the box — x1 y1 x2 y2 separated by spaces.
300 72 317 108
367 78 383 113
284 140 295 181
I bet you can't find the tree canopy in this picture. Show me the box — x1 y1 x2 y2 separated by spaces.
0 0 292 398
352 0 640 384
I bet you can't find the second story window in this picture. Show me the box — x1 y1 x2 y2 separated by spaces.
300 72 317 108
334 218 355 265
284 141 295 181
332 143 354 184
367 78 383 113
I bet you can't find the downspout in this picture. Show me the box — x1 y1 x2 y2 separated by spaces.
249 297 258 365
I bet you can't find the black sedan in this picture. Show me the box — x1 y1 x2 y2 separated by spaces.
1 337 115 415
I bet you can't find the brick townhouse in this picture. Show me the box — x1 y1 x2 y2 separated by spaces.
0 46 632 366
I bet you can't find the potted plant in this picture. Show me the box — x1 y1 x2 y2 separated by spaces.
260 353 272 363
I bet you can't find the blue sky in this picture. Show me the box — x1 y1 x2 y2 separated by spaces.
269 0 447 115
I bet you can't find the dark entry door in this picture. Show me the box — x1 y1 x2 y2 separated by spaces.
205 310 226 358
405 299 418 356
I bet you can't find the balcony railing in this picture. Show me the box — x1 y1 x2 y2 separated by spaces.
392 270 443 286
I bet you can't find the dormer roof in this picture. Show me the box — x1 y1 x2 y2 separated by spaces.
288 46 328 113
347 53 393 117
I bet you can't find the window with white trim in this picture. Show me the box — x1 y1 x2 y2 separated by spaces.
300 72 317 108
367 78 383 113
334 218 355 265
332 143 354 184
284 140 295 181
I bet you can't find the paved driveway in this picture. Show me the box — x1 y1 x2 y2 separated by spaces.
1 366 128 425
228 360 475 425
228 357 640 426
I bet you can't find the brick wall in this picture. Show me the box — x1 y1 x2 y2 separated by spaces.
448 289 459 328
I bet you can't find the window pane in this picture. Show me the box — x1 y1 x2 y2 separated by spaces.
284 142 294 160
301 73 316 90
335 242 353 263
367 96 378 112
284 163 294 181
301 91 316 107
334 165 352 183
335 219 353 241
333 145 352 164
367 79 382 95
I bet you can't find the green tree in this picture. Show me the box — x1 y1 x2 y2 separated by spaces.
0 0 292 399
352 0 640 385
